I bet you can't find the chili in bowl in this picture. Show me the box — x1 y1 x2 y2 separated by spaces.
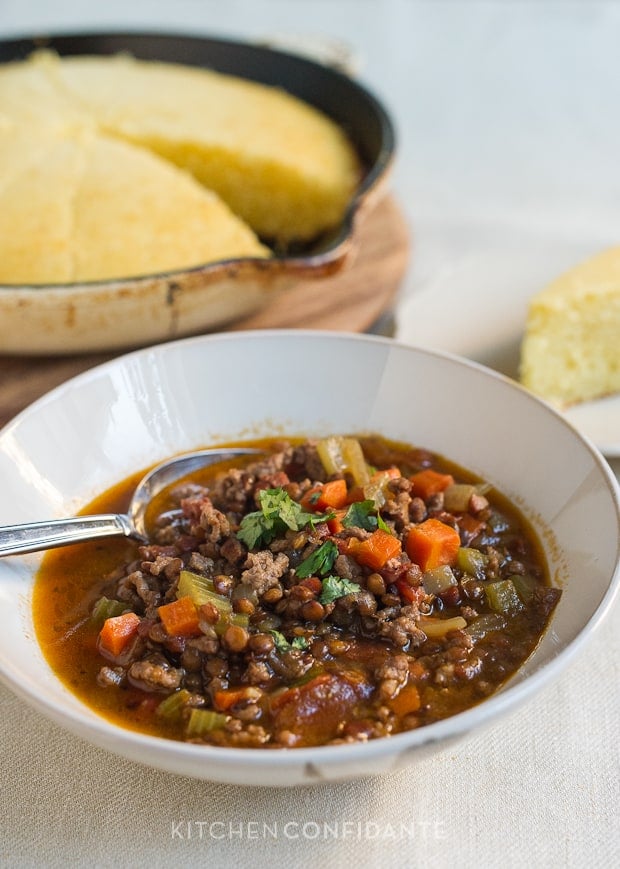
0 331 618 785
33 435 561 749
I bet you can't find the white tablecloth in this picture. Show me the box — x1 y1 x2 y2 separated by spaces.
1 2 619 866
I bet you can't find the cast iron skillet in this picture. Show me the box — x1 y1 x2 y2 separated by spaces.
0 30 396 262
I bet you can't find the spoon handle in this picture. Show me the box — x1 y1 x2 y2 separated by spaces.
0 514 133 557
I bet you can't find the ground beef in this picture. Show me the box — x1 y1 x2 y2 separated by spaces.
127 657 184 692
197 501 231 542
334 553 364 581
220 536 246 565
116 569 160 612
241 550 289 596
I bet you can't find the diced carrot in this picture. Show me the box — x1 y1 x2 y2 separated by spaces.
343 537 362 558
352 529 402 570
158 595 201 637
300 484 323 511
98 612 141 658
371 467 401 482
346 485 366 504
301 480 348 512
316 479 348 510
327 510 346 534
389 684 421 716
213 687 252 711
409 469 454 500
405 518 461 571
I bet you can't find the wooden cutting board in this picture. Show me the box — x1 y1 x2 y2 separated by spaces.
0 195 409 429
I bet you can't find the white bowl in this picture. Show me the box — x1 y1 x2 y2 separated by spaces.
0 330 618 786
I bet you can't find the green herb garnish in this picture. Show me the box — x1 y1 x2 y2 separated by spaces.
237 487 332 549
319 575 361 605
296 540 339 578
342 499 391 533
269 630 309 653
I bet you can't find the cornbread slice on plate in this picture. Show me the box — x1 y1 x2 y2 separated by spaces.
520 247 620 406
47 54 361 243
0 129 268 285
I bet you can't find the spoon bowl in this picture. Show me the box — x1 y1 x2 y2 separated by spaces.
0 447 261 557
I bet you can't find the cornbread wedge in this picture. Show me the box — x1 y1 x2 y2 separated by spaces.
0 129 269 285
520 247 620 406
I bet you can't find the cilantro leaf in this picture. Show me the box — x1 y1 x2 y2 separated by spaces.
236 510 270 548
269 630 290 652
342 500 380 531
377 513 392 533
269 630 308 653
259 488 306 531
296 540 339 579
342 499 393 535
319 575 361 605
237 487 334 549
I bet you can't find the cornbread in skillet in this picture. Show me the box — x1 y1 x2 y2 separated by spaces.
46 53 361 243
0 50 360 285
0 127 269 284
520 247 620 406
0 53 85 131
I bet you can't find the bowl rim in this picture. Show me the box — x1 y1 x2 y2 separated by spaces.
1 329 619 776
0 30 396 291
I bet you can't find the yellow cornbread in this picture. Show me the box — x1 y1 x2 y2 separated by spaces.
0 51 360 285
49 54 360 243
0 127 269 284
520 247 620 406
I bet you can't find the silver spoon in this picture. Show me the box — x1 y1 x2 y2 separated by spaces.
0 447 261 557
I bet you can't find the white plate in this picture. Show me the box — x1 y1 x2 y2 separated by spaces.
396 240 620 457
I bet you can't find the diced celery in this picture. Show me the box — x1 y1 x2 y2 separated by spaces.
90 596 127 625
443 484 475 512
256 615 282 632
156 689 192 720
341 438 371 486
423 565 457 595
316 436 370 486
510 573 537 603
457 547 488 580
363 474 389 508
186 708 227 737
177 569 217 605
316 436 345 476
418 616 467 638
465 613 506 640
485 579 524 616
229 612 249 628
214 611 249 636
